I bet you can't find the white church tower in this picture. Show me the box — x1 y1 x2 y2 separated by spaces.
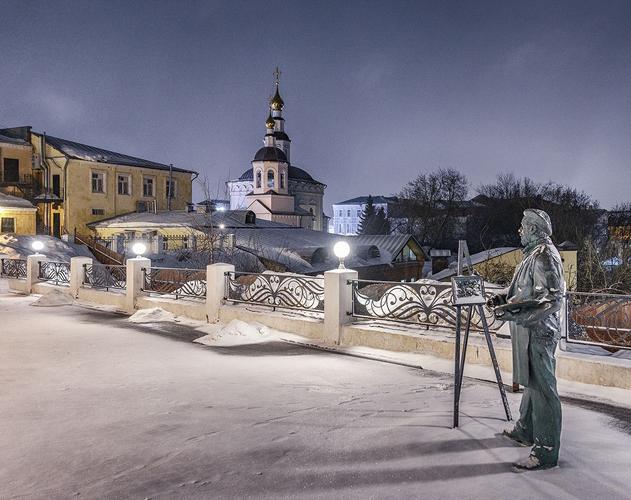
228 68 327 230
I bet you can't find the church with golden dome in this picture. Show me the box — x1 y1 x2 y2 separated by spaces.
227 70 327 231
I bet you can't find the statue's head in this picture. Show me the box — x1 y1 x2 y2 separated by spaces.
519 209 552 246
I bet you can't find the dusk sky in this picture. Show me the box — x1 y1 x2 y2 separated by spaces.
2 0 630 209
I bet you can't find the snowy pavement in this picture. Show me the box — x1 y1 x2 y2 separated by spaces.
2 285 631 499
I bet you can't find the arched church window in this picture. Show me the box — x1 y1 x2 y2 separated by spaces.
267 170 275 189
280 172 285 189
256 170 262 189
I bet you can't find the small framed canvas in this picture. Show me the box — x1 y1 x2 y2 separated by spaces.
451 275 486 305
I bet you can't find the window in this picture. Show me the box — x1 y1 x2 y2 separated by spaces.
91 208 105 216
142 176 154 197
117 175 130 195
256 170 262 189
338 210 342 217
267 170 275 189
166 179 177 199
91 172 105 193
357 210 362 217
280 172 285 189
347 210 351 217
1 217 15 233
3 158 19 183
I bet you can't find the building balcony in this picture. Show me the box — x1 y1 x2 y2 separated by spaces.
0 172 36 187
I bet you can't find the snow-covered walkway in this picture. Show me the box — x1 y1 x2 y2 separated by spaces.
1 283 631 499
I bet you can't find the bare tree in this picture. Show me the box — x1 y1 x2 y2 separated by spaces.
397 168 468 247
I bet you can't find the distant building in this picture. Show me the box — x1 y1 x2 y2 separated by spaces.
330 196 398 235
0 126 196 238
88 209 427 281
227 71 327 231
0 192 37 235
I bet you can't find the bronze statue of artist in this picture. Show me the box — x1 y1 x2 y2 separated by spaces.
488 209 565 471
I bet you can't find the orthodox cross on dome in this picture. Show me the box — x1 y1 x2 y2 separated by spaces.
270 66 285 111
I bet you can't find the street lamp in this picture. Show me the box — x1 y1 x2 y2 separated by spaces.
131 242 146 258
218 223 225 229
333 241 350 269
31 240 44 255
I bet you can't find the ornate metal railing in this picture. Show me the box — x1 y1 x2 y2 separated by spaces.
38 261 70 286
0 258 27 280
349 279 504 332
83 264 127 291
566 292 631 351
225 271 325 312
141 267 206 299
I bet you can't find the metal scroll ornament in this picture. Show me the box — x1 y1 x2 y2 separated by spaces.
0 258 27 279
227 273 325 312
352 281 502 331
38 261 71 286
84 264 127 290
142 267 207 299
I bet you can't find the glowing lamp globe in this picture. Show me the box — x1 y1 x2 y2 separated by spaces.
218 223 226 229
132 242 146 257
31 240 44 253
333 241 350 269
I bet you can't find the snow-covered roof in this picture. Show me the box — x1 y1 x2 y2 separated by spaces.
36 133 196 175
431 247 520 280
0 193 37 210
0 132 29 146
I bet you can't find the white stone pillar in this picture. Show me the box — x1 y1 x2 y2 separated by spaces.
206 263 234 323
323 268 358 345
70 256 93 298
125 256 151 314
26 254 47 294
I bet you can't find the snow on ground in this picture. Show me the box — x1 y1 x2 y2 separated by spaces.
30 289 74 307
0 234 93 261
194 319 274 346
129 306 179 323
2 281 631 499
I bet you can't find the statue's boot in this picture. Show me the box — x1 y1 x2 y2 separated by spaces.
512 454 558 472
502 427 533 447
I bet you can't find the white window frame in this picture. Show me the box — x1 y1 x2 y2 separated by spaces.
91 171 105 193
117 174 131 196
142 176 155 197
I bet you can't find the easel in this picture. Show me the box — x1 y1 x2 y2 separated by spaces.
452 240 512 428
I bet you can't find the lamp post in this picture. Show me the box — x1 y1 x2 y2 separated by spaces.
31 240 45 256
333 241 350 269
131 242 146 258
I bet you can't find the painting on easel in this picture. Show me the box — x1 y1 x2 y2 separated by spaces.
451 275 486 305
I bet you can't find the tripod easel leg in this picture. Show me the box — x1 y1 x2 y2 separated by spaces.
453 305 461 428
477 305 512 421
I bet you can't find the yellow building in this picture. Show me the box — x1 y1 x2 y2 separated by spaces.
0 193 37 235
0 127 196 238
433 245 578 291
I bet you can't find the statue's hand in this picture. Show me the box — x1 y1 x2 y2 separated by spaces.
486 294 506 308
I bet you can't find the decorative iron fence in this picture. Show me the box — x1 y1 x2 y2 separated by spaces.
38 261 71 286
566 291 631 351
349 279 504 332
83 264 127 291
225 271 325 312
141 267 206 299
0 258 27 280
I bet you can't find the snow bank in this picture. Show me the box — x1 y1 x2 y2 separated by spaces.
194 319 273 347
30 290 74 307
0 234 93 261
128 307 177 323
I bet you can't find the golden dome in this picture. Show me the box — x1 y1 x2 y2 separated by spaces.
265 111 275 129
270 84 284 111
